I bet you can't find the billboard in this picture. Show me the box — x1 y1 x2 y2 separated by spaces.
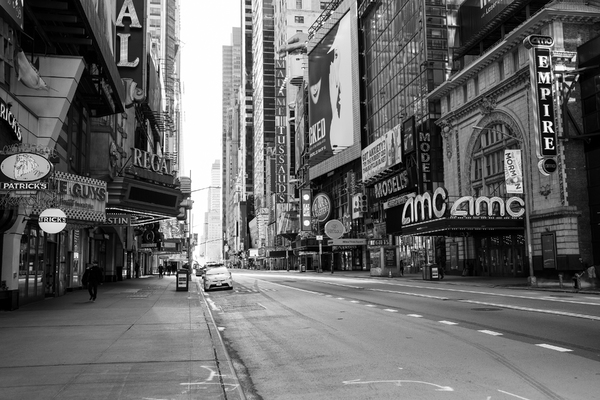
361 124 403 182
458 0 518 41
308 11 356 164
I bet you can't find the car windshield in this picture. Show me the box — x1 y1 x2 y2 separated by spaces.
205 266 228 275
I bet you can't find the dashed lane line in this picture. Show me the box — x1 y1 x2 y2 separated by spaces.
535 344 573 352
478 330 503 336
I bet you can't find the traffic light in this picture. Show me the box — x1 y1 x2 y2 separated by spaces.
177 198 194 221
300 189 312 231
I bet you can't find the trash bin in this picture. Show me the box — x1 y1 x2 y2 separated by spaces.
176 269 189 292
422 264 440 280
422 264 431 280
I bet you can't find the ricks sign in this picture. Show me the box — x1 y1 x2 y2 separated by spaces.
401 187 525 226
524 35 557 173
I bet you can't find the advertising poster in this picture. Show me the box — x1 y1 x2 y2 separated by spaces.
308 11 354 163
361 124 403 182
504 149 523 194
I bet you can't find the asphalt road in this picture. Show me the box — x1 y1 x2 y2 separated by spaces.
202 270 600 400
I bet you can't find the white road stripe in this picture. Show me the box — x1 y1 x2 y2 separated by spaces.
439 320 458 325
350 300 360 303
460 300 600 321
535 344 573 352
384 309 399 313
478 330 503 336
407 314 423 318
365 304 376 307
370 288 448 300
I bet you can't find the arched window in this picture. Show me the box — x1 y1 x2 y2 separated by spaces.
471 123 520 198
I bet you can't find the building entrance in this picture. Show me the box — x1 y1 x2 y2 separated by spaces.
475 233 526 277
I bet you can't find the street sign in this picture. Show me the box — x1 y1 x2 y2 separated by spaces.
316 235 323 241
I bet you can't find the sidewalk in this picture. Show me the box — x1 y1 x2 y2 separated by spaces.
0 274 244 400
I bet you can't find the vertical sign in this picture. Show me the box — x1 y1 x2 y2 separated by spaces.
300 189 312 231
418 128 432 191
116 0 147 99
524 35 557 173
275 59 288 203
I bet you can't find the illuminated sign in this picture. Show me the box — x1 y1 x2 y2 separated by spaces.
401 187 525 226
116 0 146 99
275 58 288 203
524 35 557 173
132 148 173 175
0 153 52 182
312 192 332 223
300 189 312 231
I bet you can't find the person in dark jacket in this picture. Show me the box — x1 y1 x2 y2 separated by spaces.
82 261 103 302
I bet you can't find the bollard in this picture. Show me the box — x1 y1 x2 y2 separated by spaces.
389 270 392 278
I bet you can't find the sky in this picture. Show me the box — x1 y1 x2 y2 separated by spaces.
179 0 241 233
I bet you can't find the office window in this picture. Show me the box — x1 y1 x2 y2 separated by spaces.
512 50 519 73
296 0 302 9
473 75 479 96
320 1 329 10
498 59 505 80
294 16 304 23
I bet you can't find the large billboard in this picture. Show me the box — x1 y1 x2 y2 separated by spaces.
458 0 518 41
361 124 403 182
308 11 356 164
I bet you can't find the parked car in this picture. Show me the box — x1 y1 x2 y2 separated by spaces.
203 265 233 291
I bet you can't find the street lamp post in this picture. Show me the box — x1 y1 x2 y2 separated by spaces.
473 126 535 285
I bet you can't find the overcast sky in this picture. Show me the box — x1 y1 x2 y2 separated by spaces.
180 0 241 233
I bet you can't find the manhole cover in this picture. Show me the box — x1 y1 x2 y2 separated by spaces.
471 307 503 311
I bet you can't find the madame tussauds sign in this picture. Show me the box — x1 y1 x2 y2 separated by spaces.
402 187 525 226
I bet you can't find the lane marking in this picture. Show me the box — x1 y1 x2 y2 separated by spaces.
497 389 532 400
384 309 399 313
350 300 360 304
365 304 376 307
535 344 573 352
439 320 458 325
478 330 503 336
370 288 449 300
407 314 423 318
460 299 600 321
343 379 453 391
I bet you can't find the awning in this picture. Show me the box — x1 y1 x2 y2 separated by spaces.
401 217 524 237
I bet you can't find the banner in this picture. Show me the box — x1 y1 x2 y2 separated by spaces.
504 149 523 194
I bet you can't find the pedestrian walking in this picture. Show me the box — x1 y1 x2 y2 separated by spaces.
399 259 404 277
82 261 103 302
158 264 164 278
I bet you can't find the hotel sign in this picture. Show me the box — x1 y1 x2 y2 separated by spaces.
116 0 146 99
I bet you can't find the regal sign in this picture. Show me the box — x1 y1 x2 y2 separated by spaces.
132 148 173 175
116 0 146 99
402 187 525 226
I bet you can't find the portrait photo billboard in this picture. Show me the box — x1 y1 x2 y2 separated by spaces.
308 11 357 165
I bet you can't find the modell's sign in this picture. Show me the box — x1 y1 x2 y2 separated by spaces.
402 187 524 226
524 35 557 171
